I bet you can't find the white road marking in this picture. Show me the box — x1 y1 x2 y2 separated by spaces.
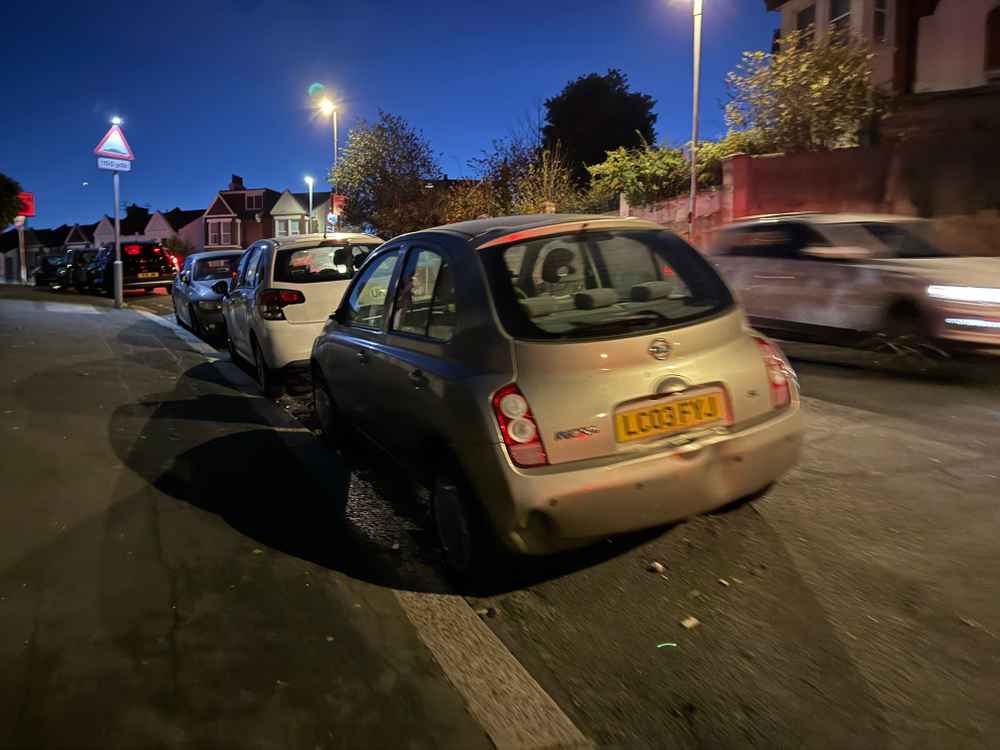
127 305 592 749
44 303 99 314
397 591 592 750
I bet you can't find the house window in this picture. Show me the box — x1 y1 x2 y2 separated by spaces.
289 219 301 236
830 0 851 34
874 0 887 42
796 5 815 48
221 222 232 245
987 6 1000 77
208 222 221 246
275 219 287 238
246 191 263 211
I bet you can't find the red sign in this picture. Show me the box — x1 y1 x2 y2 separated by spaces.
17 192 35 217
332 194 347 211
94 125 134 161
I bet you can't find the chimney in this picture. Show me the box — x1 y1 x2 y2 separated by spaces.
228 175 245 191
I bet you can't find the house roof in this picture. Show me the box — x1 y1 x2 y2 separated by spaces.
290 191 332 210
763 0 784 9
162 208 204 231
219 188 282 219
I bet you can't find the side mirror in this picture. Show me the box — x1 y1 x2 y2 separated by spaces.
212 280 230 296
180 272 190 284
353 254 366 270
801 245 873 261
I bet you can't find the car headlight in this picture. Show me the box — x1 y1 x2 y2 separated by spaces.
926 285 1000 304
197 300 222 312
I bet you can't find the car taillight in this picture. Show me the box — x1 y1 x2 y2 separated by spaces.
258 288 305 320
753 336 792 409
492 384 548 468
124 245 141 256
152 247 162 254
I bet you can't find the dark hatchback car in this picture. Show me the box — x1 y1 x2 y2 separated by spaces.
55 248 98 290
89 242 175 295
32 254 66 287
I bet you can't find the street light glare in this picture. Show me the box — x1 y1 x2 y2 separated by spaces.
110 116 122 125
304 176 314 186
318 98 335 117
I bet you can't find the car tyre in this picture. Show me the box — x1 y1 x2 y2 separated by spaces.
312 367 352 451
432 467 510 588
173 298 186 329
867 305 948 372
188 305 203 338
253 340 283 398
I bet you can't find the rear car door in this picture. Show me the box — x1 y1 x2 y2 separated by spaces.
375 243 461 462
228 244 262 358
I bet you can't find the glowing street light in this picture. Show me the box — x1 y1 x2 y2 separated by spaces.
111 115 123 125
316 96 339 173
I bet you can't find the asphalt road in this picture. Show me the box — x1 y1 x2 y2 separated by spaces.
4 284 1000 748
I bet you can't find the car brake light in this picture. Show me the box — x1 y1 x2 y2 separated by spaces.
124 245 141 256
492 384 548 467
152 247 162 254
258 288 305 320
753 336 792 409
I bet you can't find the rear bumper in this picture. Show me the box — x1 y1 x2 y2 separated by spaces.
123 279 173 289
256 321 325 370
467 402 803 555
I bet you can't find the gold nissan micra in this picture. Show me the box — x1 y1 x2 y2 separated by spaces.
311 215 803 577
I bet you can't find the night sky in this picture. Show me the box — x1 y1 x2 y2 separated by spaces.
0 0 777 229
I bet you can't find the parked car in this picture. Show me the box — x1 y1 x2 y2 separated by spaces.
81 247 111 293
220 232 383 396
54 248 98 290
89 241 175 295
310 214 803 577
32 254 66 287
172 250 244 338
711 213 1000 357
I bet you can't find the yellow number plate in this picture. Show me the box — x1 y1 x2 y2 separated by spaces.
138 272 158 279
615 391 725 443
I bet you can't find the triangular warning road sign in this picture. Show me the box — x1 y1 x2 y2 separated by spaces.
94 125 134 161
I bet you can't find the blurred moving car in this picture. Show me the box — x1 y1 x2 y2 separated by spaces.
172 250 244 338
32 254 65 287
310 215 803 576
54 248 98 290
89 241 175 295
81 247 111 292
712 213 1000 356
220 232 383 396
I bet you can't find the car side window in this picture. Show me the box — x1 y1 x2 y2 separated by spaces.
239 246 261 288
345 251 399 330
721 224 800 259
392 248 457 341
252 246 271 288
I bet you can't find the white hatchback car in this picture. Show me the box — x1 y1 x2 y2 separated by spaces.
220 233 383 395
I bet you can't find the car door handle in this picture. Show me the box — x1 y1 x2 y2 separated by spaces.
408 369 427 388
356 351 370 365
753 274 796 280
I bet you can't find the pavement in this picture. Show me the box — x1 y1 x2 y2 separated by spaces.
3 284 1000 749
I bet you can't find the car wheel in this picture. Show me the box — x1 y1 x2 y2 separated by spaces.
866 305 949 372
173 298 186 328
188 306 203 338
253 340 283 398
312 367 352 450
432 468 508 586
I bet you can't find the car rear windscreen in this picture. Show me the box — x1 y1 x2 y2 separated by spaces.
274 243 379 284
479 229 733 340
194 255 241 281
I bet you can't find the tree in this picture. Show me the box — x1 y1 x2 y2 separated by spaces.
162 235 192 257
442 137 585 222
725 27 884 153
543 69 657 185
0 173 24 229
329 111 443 238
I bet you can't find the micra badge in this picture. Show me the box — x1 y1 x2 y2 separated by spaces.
555 426 600 441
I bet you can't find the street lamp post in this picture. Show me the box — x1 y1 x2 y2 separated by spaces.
304 176 314 233
688 0 704 243
319 97 338 174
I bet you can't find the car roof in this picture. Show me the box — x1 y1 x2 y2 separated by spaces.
187 249 245 261
724 212 928 231
262 232 383 250
395 213 661 247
